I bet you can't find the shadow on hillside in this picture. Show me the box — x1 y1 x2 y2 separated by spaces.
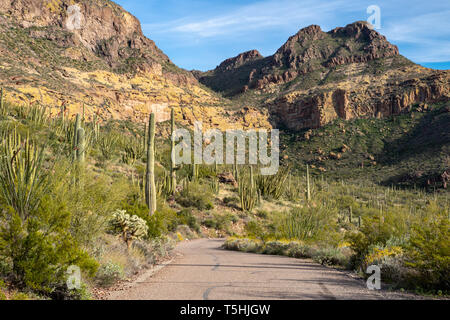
379 103 450 188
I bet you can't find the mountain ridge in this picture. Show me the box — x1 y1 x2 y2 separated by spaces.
0 0 270 129
197 21 449 130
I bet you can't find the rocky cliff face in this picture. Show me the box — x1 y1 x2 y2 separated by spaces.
0 0 189 80
0 0 270 129
198 21 449 130
270 71 449 130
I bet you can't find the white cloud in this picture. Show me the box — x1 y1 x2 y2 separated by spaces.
382 10 450 62
143 0 350 38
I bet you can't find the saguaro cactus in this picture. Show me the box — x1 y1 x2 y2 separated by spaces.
76 128 85 163
0 87 4 114
72 114 81 161
145 113 157 216
170 108 177 195
306 164 311 202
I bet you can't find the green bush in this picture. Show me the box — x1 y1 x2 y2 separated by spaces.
202 213 236 232
95 262 124 287
406 216 450 291
347 211 405 269
0 202 98 294
177 209 201 233
176 181 214 210
312 247 350 267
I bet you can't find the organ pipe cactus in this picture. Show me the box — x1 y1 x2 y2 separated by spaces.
145 113 157 216
239 166 257 213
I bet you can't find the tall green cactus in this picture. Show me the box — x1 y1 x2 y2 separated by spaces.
190 163 198 182
145 113 157 216
0 87 4 115
306 164 311 202
82 104 85 123
72 114 81 161
233 164 240 185
76 128 85 163
239 166 257 213
170 108 177 195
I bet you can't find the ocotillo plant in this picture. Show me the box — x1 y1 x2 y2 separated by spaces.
145 113 157 216
256 166 288 200
0 129 48 219
170 108 177 195
210 177 220 195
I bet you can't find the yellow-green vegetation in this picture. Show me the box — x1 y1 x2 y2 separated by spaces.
0 91 448 298
0 94 216 299
224 175 449 294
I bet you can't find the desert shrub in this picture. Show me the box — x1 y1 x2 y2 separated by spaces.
312 247 350 267
69 176 130 247
95 262 124 287
0 279 7 300
255 210 269 219
223 196 240 208
405 216 450 291
276 206 337 242
203 213 237 232
176 181 214 210
108 210 148 248
0 130 49 219
262 241 289 255
286 242 314 259
245 219 274 241
223 238 263 253
0 202 98 294
176 209 201 233
346 205 411 269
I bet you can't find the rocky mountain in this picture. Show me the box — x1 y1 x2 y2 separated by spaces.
0 1 448 133
0 0 270 129
198 21 449 130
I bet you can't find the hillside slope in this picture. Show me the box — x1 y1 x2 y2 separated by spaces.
0 0 270 129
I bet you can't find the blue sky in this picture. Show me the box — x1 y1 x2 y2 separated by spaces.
113 0 450 71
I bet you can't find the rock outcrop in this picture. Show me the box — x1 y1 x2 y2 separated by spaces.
198 21 449 130
270 71 449 130
0 0 270 130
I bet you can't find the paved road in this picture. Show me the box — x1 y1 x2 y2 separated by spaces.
108 239 419 300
